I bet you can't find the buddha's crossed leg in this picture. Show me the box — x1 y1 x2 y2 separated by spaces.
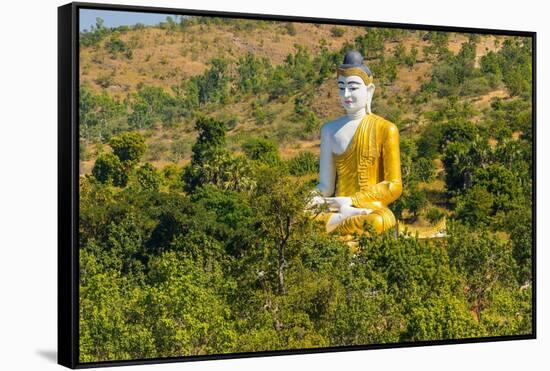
314 206 396 236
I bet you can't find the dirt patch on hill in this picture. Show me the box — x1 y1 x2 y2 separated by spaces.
280 139 321 160
394 62 432 93
447 33 502 67
471 88 509 108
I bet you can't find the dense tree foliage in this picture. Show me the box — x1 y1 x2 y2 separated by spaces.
80 108 532 362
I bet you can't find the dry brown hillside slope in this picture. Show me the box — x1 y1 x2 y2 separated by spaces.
80 22 366 97
80 21 507 175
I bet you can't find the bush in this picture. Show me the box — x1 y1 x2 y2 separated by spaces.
105 36 126 55
109 132 147 164
136 163 161 191
284 22 297 36
146 141 168 161
426 207 445 225
242 138 281 165
454 185 494 226
462 76 491 96
252 105 273 125
287 151 319 176
170 139 191 162
301 111 321 140
92 153 128 187
413 158 437 183
95 73 115 88
330 27 345 38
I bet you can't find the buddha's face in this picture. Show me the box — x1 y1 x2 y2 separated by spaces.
337 75 374 114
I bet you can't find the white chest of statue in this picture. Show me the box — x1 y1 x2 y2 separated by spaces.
331 117 363 156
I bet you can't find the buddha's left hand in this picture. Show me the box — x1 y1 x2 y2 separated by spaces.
324 196 353 210
340 204 372 218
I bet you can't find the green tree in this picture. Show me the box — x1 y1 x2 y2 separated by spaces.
242 137 281 166
287 151 319 176
194 58 231 106
109 132 147 164
128 98 154 130
80 17 111 47
403 293 478 341
355 29 385 60
143 252 236 356
454 185 494 226
480 286 532 336
236 52 271 95
136 163 161 191
79 86 127 141
253 166 313 294
416 124 442 160
128 85 184 129
443 136 492 194
446 223 517 321
92 153 128 187
189 116 226 165
79 253 156 362
505 206 532 284
406 186 428 219
472 164 522 215
183 116 255 193
413 158 436 183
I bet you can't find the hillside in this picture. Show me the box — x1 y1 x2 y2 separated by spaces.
80 22 366 97
79 19 506 174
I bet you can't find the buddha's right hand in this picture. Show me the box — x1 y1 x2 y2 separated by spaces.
306 189 327 209
306 195 326 209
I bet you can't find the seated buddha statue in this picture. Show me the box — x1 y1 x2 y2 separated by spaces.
309 50 403 236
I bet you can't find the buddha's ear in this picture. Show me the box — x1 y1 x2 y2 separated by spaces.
366 83 375 113
367 83 375 96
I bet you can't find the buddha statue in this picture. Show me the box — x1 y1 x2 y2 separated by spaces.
308 50 403 236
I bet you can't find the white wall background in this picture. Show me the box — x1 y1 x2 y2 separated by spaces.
0 0 545 369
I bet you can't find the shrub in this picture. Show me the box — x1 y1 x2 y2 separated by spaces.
414 158 437 183
95 73 115 88
462 76 491 96
136 163 161 191
287 151 319 176
92 153 128 187
426 207 445 225
146 141 168 161
170 139 191 162
330 27 345 38
242 138 281 165
284 22 297 36
109 132 147 164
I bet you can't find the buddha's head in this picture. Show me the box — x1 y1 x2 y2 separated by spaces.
337 50 375 115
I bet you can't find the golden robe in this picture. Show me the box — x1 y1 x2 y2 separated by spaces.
318 113 403 236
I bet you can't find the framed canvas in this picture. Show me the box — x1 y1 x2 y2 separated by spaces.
58 1 536 368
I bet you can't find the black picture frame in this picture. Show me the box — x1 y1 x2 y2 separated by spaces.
58 2 537 368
